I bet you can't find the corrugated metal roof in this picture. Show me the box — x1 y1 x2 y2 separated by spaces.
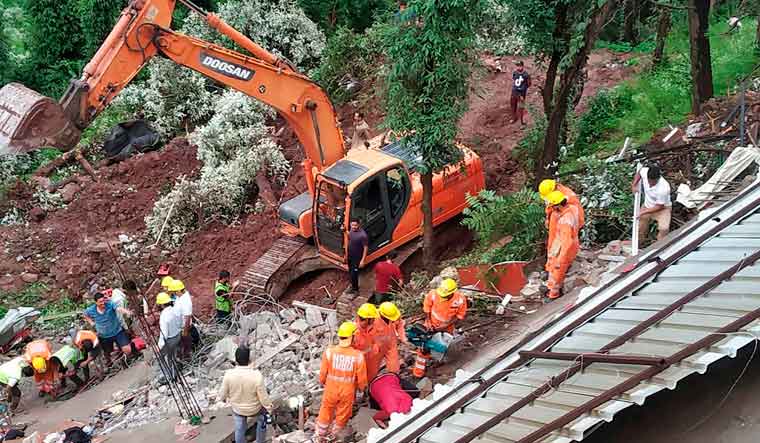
370 180 760 443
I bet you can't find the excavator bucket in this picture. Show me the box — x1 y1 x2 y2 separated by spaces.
0 83 81 155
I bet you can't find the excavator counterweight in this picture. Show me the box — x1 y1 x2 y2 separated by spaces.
0 83 81 155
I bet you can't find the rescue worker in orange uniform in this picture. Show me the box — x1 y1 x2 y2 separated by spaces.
73 329 103 379
316 321 368 442
545 190 581 300
370 302 404 376
414 279 468 378
353 303 382 382
23 339 60 398
423 278 467 334
538 179 585 229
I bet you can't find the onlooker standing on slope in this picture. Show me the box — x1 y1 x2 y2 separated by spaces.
510 61 531 126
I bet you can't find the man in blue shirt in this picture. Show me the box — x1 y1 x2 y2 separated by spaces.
83 292 133 366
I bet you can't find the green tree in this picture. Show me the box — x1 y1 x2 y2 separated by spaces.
77 0 126 56
509 0 619 183
23 0 86 97
0 9 12 84
382 0 481 266
298 0 393 33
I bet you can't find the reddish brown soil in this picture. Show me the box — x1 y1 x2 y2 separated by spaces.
0 49 637 318
458 49 637 192
0 139 200 298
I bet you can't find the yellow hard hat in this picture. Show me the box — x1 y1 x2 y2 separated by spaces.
437 278 458 298
160 276 174 289
546 190 567 206
156 292 171 305
538 179 556 198
32 356 47 373
337 321 358 338
357 303 379 319
379 302 401 321
167 279 185 292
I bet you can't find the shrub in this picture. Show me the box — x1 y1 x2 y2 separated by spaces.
461 188 546 264
77 0 125 56
181 0 325 73
145 91 291 247
571 88 634 159
313 24 386 103
566 156 634 245
475 0 527 55
512 107 546 176
116 58 217 140
297 0 393 34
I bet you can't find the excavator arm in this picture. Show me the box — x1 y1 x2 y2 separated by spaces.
0 0 345 185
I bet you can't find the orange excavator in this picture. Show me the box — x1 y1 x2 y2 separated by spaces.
0 0 485 299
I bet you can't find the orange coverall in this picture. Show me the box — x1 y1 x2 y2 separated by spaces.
423 290 468 333
546 204 581 298
544 184 585 228
353 322 382 381
24 339 59 396
370 319 401 375
316 345 368 436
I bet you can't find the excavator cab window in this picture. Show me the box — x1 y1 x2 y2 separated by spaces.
386 167 408 219
315 180 347 256
350 165 411 255
351 177 387 251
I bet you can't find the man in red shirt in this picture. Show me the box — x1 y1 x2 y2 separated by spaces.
370 253 403 306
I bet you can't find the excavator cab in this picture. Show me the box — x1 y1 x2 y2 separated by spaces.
0 83 81 155
313 148 415 268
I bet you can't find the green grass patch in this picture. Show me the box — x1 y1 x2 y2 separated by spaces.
563 12 758 171
0 283 86 330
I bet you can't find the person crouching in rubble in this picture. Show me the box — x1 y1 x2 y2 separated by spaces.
83 292 134 367
316 322 368 443
24 339 60 398
0 358 34 412
50 343 88 391
73 329 104 379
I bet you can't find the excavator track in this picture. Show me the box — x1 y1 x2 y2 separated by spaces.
239 236 339 304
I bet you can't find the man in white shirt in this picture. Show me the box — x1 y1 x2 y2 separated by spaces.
632 165 672 244
168 279 195 357
156 292 182 381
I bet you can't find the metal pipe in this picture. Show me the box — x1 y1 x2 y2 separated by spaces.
381 182 760 443
517 351 666 367
518 307 760 443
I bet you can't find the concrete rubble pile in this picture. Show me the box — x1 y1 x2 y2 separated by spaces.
519 239 633 301
96 304 339 435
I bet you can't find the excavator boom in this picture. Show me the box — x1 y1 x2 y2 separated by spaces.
0 0 345 179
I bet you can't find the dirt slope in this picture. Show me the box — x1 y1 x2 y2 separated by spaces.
0 49 637 317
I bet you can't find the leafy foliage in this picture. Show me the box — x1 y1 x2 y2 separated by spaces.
513 107 546 173
313 24 386 103
382 0 481 174
566 156 634 245
461 188 546 263
145 91 290 247
475 0 527 55
77 0 125 56
181 0 326 73
116 58 216 140
297 0 393 33
22 0 86 96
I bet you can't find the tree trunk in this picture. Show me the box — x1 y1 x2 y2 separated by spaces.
623 0 640 43
652 7 671 67
687 0 714 115
533 0 619 185
542 3 570 116
421 171 435 268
